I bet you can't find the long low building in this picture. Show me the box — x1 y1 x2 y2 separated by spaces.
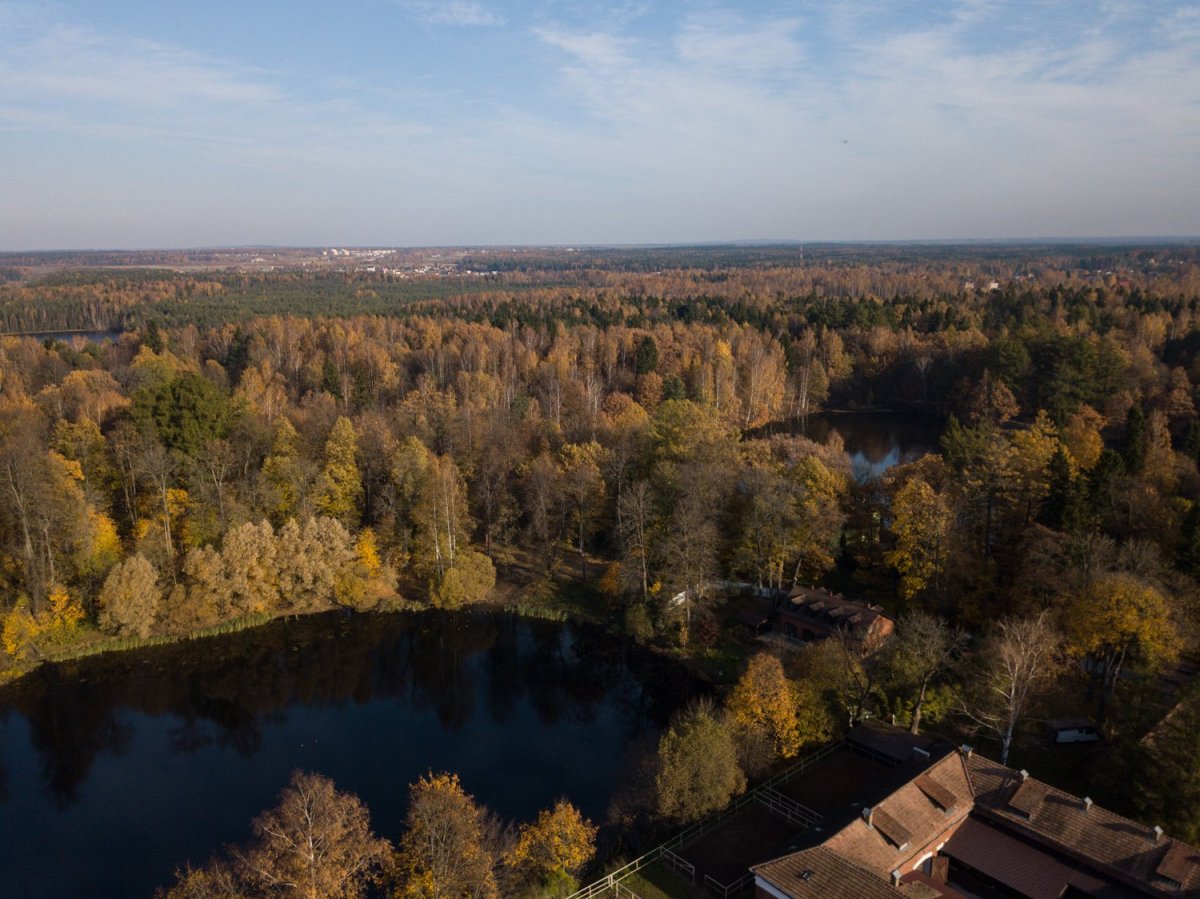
753 742 1200 898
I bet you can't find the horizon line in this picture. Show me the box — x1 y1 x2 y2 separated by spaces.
5 236 1200 255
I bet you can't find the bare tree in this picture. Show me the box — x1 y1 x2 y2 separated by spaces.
660 486 720 643
617 480 655 605
235 771 391 899
960 610 1061 765
159 771 390 899
886 611 967 735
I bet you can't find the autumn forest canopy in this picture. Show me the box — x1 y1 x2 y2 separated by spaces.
3 242 1200 892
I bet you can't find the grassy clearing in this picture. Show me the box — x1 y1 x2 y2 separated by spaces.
623 862 696 899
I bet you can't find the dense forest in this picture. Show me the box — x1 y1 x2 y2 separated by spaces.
3 244 1200 892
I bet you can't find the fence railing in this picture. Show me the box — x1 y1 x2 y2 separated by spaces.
754 785 822 827
564 740 844 899
704 872 754 898
660 848 695 881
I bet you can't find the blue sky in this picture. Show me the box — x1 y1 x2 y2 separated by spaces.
1 0 1198 249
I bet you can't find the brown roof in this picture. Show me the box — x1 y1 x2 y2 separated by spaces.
754 732 1200 899
898 869 975 898
966 753 1200 896
1159 840 1200 887
872 807 915 849
753 846 903 898
785 587 890 632
914 773 958 812
941 816 1122 899
1005 776 1049 818
846 720 933 764
823 752 975 877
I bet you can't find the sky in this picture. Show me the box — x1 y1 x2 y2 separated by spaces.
1 0 1198 249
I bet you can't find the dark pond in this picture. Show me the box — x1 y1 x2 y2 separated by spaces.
0 610 698 898
767 411 943 479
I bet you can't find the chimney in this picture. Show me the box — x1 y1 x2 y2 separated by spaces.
1019 769 1030 782
863 806 875 828
1154 826 1165 843
1082 797 1093 814
959 744 973 759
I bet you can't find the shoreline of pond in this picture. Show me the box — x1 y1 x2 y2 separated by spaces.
0 604 705 899
0 576 722 697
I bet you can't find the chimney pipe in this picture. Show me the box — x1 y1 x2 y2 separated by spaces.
1154 826 1165 843
959 744 973 759
1082 797 1093 814
891 869 902 886
863 807 874 828
1019 769 1030 781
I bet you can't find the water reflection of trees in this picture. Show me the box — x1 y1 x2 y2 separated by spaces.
0 611 698 809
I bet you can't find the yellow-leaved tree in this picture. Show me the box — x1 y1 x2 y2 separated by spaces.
2 598 40 660
507 799 598 894
1066 572 1181 697
316 416 363 529
885 476 954 605
726 652 804 759
393 772 498 899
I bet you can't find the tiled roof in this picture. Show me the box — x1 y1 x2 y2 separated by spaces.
785 587 889 631
941 816 1123 899
752 846 903 898
822 752 974 877
914 773 958 812
966 753 1200 896
754 733 1200 899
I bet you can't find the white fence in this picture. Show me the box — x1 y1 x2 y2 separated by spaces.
704 872 754 898
564 741 840 899
754 785 822 827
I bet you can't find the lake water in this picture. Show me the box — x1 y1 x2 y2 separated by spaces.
758 411 943 479
0 611 698 898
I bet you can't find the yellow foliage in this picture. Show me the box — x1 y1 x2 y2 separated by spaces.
885 476 953 601
48 451 85 482
508 800 598 879
1067 572 1181 674
77 508 122 577
354 528 381 578
726 652 804 758
2 599 40 658
44 584 85 632
165 488 189 519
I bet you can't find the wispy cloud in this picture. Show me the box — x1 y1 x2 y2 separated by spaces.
674 13 804 78
1 0 1197 247
0 26 283 108
533 27 635 68
395 1 503 27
